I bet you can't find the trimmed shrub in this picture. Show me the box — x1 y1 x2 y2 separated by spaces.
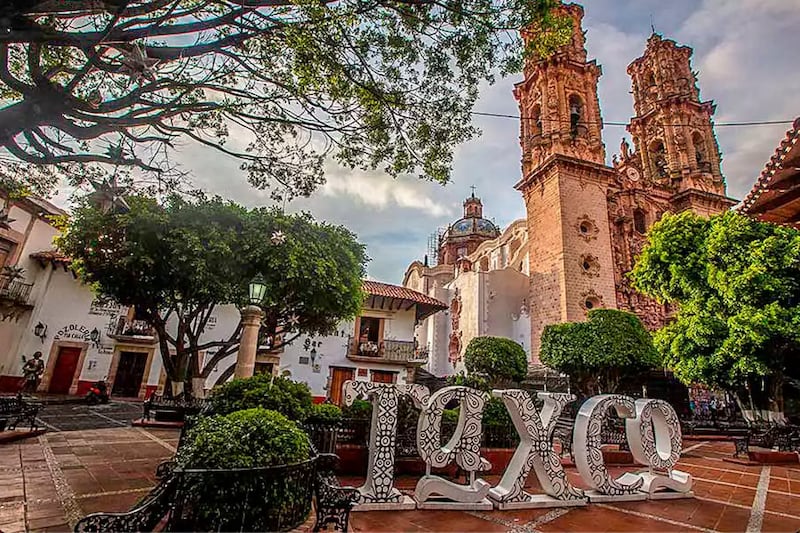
178 408 310 469
540 309 660 397
175 408 312 531
307 403 343 425
208 374 313 422
463 336 528 385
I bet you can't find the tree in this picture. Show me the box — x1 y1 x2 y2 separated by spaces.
630 210 800 414
58 194 367 393
539 309 660 397
463 336 527 386
0 0 570 198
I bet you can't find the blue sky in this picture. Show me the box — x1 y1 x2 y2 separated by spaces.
56 0 800 284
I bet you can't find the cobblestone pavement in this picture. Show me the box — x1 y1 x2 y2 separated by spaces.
1 431 799 533
34 402 143 432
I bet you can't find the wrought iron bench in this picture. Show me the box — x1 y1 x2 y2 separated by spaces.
313 453 359 532
601 417 629 451
552 415 575 460
0 393 41 431
142 394 208 423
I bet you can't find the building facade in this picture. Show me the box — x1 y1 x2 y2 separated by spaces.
0 196 445 402
405 1 737 376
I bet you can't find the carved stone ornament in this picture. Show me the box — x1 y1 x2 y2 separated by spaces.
488 391 586 509
411 386 493 509
575 215 600 242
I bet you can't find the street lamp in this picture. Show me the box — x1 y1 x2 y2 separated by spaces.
235 275 268 379
90 328 101 348
248 273 267 305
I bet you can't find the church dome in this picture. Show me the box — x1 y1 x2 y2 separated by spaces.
449 216 499 237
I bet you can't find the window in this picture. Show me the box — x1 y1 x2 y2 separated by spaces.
634 209 647 234
457 247 467 258
650 140 668 178
358 316 382 343
568 95 583 137
370 370 396 384
693 132 708 169
532 104 542 136
0 238 14 269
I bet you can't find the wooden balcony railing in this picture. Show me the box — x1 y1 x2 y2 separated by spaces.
0 274 33 305
346 336 426 364
108 317 156 341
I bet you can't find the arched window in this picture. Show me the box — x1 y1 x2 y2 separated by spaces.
645 71 656 88
692 132 707 169
634 208 647 234
568 94 583 137
650 140 668 178
532 104 542 136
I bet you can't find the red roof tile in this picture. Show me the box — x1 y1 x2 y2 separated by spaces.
363 280 447 317
740 117 800 215
30 250 72 266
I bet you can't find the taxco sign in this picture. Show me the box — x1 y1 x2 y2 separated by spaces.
343 381 692 511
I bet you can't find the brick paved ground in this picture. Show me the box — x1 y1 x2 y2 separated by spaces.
1 430 798 532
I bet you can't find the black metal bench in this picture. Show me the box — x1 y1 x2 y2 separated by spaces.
313 453 359 532
0 393 41 431
552 415 575 460
142 394 208 423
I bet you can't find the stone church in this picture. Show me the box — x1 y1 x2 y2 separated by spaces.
403 2 736 378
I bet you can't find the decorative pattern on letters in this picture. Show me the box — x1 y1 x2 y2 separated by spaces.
573 395 644 496
489 391 585 504
343 381 429 504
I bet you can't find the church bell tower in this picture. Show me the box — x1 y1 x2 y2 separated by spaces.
515 2 618 361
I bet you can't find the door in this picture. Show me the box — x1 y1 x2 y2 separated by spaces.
329 367 355 405
112 351 148 398
370 370 396 384
49 347 82 394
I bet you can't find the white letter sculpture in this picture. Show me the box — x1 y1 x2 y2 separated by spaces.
411 386 493 509
573 394 646 502
489 390 586 508
626 398 693 498
343 380 429 510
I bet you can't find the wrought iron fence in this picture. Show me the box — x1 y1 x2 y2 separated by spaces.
0 274 33 304
346 336 420 363
108 316 155 337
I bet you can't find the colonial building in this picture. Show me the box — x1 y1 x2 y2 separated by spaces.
405 1 737 377
0 196 445 402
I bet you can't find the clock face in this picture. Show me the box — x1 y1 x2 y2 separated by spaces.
626 167 640 181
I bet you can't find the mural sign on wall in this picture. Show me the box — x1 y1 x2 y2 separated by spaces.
344 382 693 511
53 324 91 342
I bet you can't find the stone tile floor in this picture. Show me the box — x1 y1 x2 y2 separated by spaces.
0 429 798 532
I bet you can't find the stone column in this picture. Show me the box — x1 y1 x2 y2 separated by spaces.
234 305 265 379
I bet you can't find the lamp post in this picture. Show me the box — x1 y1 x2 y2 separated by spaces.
234 274 267 379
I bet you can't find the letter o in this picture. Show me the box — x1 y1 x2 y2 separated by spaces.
626 399 681 471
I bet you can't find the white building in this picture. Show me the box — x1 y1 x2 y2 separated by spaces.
0 192 447 402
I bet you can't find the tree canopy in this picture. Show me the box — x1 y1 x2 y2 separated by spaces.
630 211 800 412
58 194 368 391
0 0 570 198
539 309 660 397
463 336 527 385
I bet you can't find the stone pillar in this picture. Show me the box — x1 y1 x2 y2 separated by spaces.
234 305 265 379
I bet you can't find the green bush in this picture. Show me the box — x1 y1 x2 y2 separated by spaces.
176 408 312 531
209 374 313 422
341 398 372 419
540 309 660 397
178 408 310 469
307 403 343 425
463 336 528 385
482 397 512 428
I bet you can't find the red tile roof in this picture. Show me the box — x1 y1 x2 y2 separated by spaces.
30 250 72 266
740 117 800 217
363 280 446 309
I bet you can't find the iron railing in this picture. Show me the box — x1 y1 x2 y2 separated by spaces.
0 274 33 304
346 336 424 363
108 317 155 338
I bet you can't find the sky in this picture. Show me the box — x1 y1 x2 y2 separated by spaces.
52 0 800 285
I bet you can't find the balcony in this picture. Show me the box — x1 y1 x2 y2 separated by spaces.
0 274 33 305
107 317 157 344
346 336 427 365
0 274 34 320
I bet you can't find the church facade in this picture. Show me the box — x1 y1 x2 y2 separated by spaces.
404 1 736 377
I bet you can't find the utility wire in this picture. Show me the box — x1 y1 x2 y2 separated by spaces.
470 111 795 128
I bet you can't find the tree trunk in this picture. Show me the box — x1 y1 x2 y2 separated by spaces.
769 372 784 420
